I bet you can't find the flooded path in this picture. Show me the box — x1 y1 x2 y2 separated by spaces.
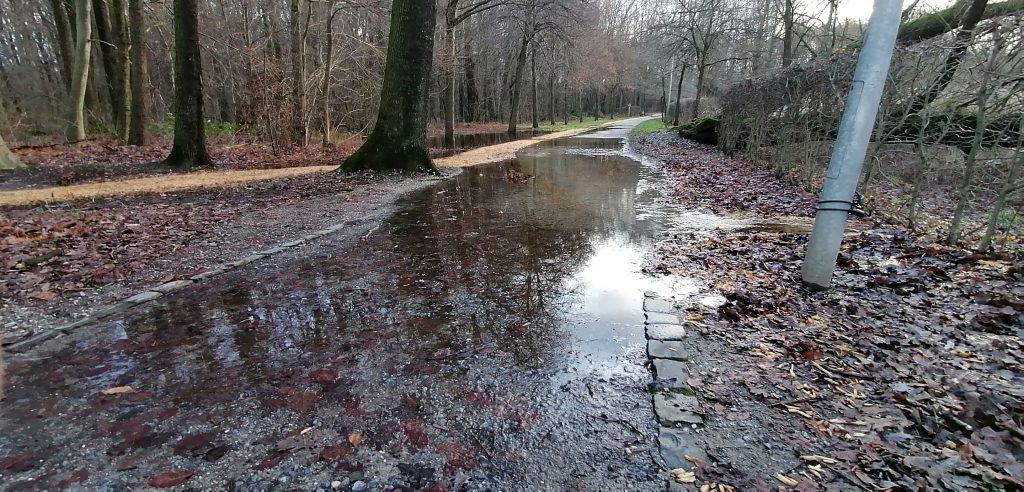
1 118 713 490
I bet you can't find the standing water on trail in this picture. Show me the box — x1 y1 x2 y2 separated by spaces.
1 118 707 490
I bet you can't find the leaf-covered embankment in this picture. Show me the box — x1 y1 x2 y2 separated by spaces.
632 130 1023 490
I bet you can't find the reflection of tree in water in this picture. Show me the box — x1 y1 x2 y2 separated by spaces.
379 153 644 365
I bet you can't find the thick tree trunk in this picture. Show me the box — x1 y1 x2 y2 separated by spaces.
692 61 706 119
464 46 478 123
673 64 686 126
341 0 437 173
67 0 92 143
110 0 131 141
164 0 213 169
93 0 126 134
49 0 75 90
530 50 538 129
782 0 795 67
321 7 337 146
128 0 149 145
290 0 307 145
0 132 23 170
548 70 554 126
507 32 529 135
442 22 457 148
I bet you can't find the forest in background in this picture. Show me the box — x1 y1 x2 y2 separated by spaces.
0 0 1022 249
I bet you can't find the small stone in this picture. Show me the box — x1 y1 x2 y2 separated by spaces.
654 393 704 425
644 291 659 298
351 481 367 492
646 324 686 341
644 312 679 325
647 340 689 361
652 359 690 387
643 297 676 314
331 481 343 489
658 426 710 469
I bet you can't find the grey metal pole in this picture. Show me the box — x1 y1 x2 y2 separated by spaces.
801 0 903 289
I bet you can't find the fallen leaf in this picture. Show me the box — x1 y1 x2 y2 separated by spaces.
102 386 134 395
29 291 57 301
347 431 364 447
149 470 194 488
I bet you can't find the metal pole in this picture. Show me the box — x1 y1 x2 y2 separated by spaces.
801 0 903 289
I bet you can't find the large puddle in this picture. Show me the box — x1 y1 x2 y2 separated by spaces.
1 118 728 490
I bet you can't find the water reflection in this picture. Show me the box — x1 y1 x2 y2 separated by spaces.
1 122 676 489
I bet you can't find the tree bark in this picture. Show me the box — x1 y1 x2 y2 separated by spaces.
530 50 538 129
110 0 131 141
93 0 127 135
67 0 92 143
164 0 213 169
290 0 307 145
507 31 529 135
321 5 337 146
128 0 149 145
673 64 686 126
49 0 75 91
692 60 706 119
782 0 795 67
464 46 478 123
0 131 23 170
341 0 437 173
548 69 555 126
442 7 457 148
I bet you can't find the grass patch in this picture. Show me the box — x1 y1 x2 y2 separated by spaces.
629 118 674 136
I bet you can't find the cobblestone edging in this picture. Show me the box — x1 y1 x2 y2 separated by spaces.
642 292 711 477
7 220 363 353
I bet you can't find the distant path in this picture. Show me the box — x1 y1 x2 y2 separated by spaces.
0 120 641 207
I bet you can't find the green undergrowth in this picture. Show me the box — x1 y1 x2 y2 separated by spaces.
629 118 674 136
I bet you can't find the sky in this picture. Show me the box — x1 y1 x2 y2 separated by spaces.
835 0 956 21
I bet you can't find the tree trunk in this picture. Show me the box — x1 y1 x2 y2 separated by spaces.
0 132 23 170
548 70 555 126
341 0 437 173
67 0 92 143
909 0 989 113
110 0 131 141
464 46 478 122
49 0 75 91
321 6 337 146
128 0 149 145
692 61 706 119
442 17 457 148
93 0 126 134
290 0 307 145
782 0 795 67
507 32 529 135
530 50 538 129
164 0 213 169
673 64 686 125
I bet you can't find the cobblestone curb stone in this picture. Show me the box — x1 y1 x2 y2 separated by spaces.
7 219 362 353
642 292 709 483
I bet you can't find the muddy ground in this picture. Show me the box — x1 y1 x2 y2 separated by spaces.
631 131 1023 490
1 170 451 345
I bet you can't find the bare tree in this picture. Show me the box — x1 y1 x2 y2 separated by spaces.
66 0 92 142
